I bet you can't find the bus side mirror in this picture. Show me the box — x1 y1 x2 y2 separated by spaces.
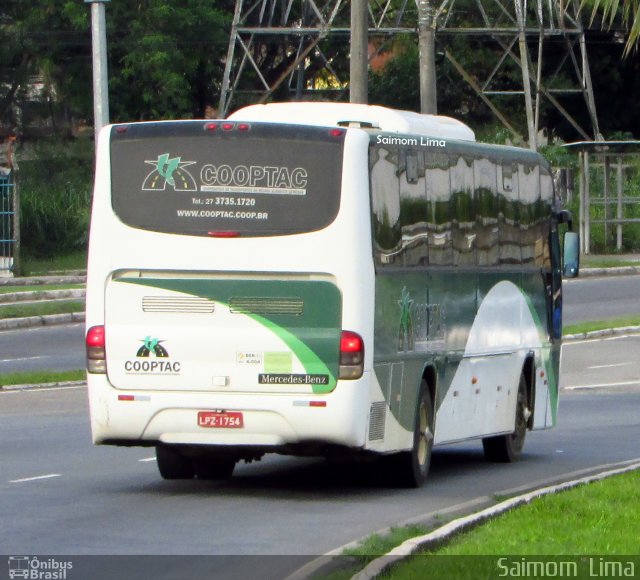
563 231 580 278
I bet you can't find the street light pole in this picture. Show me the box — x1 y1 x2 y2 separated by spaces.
350 0 368 104
85 0 110 144
417 0 437 114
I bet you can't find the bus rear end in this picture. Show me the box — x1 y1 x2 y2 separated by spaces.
85 120 375 478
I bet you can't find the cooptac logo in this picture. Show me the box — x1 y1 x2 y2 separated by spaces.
136 336 169 358
125 336 181 374
142 153 197 192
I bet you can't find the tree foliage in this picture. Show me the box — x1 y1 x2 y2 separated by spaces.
1 0 231 130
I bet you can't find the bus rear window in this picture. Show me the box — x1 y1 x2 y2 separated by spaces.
110 122 344 237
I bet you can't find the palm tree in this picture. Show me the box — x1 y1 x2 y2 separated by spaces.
588 0 640 55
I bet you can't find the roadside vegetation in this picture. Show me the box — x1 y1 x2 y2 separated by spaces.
0 300 84 319
563 315 640 335
0 369 85 388
323 469 640 580
20 251 88 277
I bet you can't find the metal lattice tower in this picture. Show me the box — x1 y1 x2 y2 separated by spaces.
218 0 601 146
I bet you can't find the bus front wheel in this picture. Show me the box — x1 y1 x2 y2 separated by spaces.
482 373 528 462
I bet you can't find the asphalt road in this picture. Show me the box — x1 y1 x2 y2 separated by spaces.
1 335 640 579
0 323 84 374
562 273 640 324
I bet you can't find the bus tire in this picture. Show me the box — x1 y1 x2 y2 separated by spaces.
156 444 195 480
482 373 528 463
193 455 237 480
390 382 434 488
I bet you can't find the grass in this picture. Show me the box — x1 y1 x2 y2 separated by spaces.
581 256 640 268
318 525 433 580
19 250 87 276
344 525 431 560
563 315 640 336
337 470 640 580
0 369 85 387
434 471 640 555
0 300 85 319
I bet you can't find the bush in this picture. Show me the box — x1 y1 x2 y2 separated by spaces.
18 139 93 258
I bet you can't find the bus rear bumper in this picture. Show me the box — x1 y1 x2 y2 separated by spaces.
87 374 371 452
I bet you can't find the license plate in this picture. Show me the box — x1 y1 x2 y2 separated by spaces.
197 411 244 428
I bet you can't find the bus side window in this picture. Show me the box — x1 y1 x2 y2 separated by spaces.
519 162 542 266
473 157 498 267
399 149 428 267
426 151 453 267
370 146 402 267
450 153 476 267
499 162 521 266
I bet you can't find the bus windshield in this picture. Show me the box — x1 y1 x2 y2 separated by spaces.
110 122 345 237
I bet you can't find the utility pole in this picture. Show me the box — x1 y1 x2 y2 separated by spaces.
417 0 437 114
350 0 368 104
514 0 536 149
85 0 110 144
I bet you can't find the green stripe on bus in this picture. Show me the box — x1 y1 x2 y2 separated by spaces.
118 276 341 394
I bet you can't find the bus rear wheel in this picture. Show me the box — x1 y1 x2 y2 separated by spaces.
156 444 195 479
482 373 528 462
389 382 434 488
193 454 237 480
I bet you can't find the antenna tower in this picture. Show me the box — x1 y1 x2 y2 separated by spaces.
218 0 601 145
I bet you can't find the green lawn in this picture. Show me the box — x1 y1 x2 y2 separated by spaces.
382 470 640 579
19 251 87 276
0 369 85 388
325 470 640 580
0 300 85 319
563 315 640 336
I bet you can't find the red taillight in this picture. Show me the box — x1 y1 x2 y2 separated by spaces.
86 325 107 374
207 231 240 238
221 122 234 131
330 128 344 137
115 125 128 134
204 122 218 131
340 331 362 353
237 123 251 131
339 330 364 380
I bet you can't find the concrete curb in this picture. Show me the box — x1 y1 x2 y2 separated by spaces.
350 460 640 580
0 275 86 286
563 325 640 341
0 311 85 331
579 266 640 277
0 288 86 303
0 380 86 392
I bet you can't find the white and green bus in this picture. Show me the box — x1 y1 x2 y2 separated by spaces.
85 102 577 487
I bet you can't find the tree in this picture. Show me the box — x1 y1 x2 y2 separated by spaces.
104 0 231 121
0 0 232 132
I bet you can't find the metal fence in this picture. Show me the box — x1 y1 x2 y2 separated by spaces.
0 172 15 276
563 141 640 254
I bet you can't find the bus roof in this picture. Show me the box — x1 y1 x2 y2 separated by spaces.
228 102 476 142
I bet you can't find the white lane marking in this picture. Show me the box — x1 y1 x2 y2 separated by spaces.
9 473 62 483
0 356 48 363
138 457 156 463
565 380 640 391
587 362 633 370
